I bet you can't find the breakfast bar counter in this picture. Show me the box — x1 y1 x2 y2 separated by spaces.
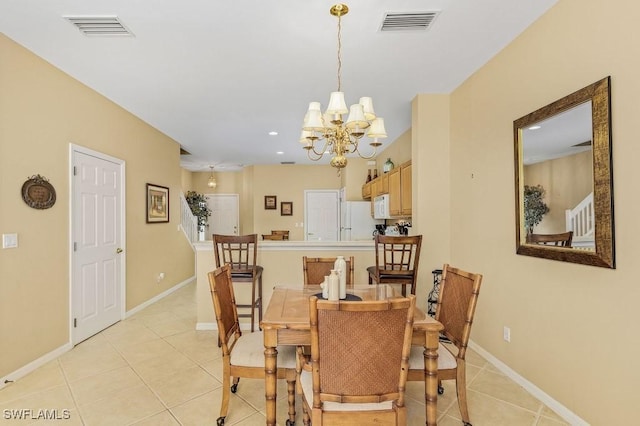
194 240 376 329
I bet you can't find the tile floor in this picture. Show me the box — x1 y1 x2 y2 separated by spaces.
0 281 569 425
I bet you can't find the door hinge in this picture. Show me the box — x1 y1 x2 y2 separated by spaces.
73 318 77 328
73 242 77 252
73 166 77 176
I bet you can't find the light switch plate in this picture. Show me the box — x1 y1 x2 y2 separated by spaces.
3 233 18 249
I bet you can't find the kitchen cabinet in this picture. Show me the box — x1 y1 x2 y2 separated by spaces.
362 181 372 199
400 161 412 216
388 161 411 217
388 168 402 216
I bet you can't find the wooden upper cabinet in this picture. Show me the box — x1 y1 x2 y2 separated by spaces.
388 168 402 216
362 181 372 199
381 173 389 194
400 161 412 216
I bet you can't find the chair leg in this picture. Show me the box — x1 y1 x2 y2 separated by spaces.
219 361 231 423
455 361 472 426
250 278 256 332
302 404 310 426
231 377 240 393
258 274 263 329
286 371 296 425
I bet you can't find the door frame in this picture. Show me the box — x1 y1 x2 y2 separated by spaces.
68 144 126 344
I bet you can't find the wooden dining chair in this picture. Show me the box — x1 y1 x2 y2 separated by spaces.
208 265 297 426
299 295 416 426
407 264 483 426
212 234 263 332
528 231 573 247
271 230 290 240
302 256 354 286
367 234 423 296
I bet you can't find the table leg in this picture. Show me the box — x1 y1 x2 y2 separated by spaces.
265 345 278 426
424 330 439 426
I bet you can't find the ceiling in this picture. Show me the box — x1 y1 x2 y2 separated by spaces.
0 0 558 172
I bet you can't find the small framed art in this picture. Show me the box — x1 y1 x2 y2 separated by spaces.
265 195 277 210
281 201 293 216
146 183 169 223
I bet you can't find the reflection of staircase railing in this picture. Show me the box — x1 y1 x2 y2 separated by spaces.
566 192 595 250
180 193 198 244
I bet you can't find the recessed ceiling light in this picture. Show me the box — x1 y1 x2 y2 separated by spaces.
528 125 541 130
276 151 284 155
269 131 278 136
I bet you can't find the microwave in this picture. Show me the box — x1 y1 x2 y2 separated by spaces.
373 194 391 219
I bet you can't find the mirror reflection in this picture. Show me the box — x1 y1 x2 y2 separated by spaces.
514 76 614 268
522 101 594 250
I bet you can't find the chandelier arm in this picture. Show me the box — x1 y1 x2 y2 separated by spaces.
306 147 325 161
307 139 330 157
353 143 379 160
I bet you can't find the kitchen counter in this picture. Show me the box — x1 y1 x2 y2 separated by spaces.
194 239 375 252
194 239 376 329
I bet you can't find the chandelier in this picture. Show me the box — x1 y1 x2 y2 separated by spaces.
300 3 387 175
207 166 217 189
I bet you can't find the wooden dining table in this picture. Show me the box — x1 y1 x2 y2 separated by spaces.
261 284 444 426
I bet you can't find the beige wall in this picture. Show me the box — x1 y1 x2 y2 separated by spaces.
0 35 194 378
426 0 638 423
525 150 593 233
377 129 412 172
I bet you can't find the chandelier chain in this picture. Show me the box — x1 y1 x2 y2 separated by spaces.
336 14 342 92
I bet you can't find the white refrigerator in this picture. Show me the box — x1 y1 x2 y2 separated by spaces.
340 201 384 241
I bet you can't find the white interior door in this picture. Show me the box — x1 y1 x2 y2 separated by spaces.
304 190 339 241
71 147 125 344
205 194 239 237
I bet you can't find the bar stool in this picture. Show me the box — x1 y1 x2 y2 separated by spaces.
212 234 263 332
367 234 422 296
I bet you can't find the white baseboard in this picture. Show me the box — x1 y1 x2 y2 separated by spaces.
126 276 195 318
468 340 588 425
0 343 72 391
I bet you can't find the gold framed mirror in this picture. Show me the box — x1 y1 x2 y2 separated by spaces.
514 76 614 268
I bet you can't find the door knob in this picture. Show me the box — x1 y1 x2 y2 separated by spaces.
116 248 123 254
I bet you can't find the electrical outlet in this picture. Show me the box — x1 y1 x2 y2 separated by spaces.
157 272 165 283
503 326 511 342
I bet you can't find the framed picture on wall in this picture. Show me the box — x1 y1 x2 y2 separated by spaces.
281 201 293 216
265 195 277 210
146 183 169 223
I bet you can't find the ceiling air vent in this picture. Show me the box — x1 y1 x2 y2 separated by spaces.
380 11 439 32
64 15 134 37
280 161 295 165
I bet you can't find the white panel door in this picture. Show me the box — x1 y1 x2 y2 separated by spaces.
304 190 339 241
205 194 239 237
72 149 124 344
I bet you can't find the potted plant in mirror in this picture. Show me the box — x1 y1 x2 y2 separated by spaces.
185 191 212 233
524 184 550 240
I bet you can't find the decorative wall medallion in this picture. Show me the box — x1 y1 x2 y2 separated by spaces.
21 175 56 209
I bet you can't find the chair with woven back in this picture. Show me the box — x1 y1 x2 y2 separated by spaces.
299 295 416 426
302 256 355 287
208 265 297 426
528 231 573 247
367 234 423 296
407 264 483 426
212 233 263 332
